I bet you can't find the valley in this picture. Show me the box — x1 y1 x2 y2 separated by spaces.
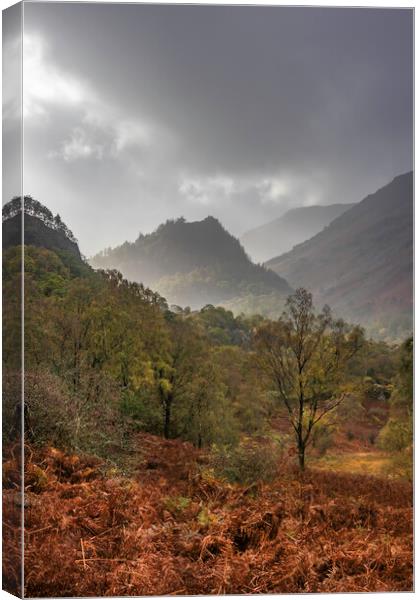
2 175 413 596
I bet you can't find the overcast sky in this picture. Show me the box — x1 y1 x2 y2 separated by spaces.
3 3 413 256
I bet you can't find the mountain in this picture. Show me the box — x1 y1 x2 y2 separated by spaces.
91 216 292 310
2 196 92 278
266 172 413 338
241 203 354 263
3 196 82 260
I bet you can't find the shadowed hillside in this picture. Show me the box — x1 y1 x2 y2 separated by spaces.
91 216 292 309
266 173 413 339
3 196 81 260
241 203 354 263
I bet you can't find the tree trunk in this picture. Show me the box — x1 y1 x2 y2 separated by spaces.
298 446 305 472
163 397 172 439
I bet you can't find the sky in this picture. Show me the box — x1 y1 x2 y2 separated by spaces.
2 3 413 256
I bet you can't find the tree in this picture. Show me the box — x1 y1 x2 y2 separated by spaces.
155 315 206 439
378 336 413 479
176 352 239 448
254 288 364 471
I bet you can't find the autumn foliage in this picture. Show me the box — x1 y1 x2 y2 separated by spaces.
3 435 412 596
2 203 413 596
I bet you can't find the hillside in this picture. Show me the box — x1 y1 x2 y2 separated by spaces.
266 172 413 338
91 216 292 309
3 189 413 596
3 196 82 261
4 438 412 595
241 203 354 263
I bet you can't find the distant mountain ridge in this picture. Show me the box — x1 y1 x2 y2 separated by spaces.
266 172 413 338
241 203 355 263
4 175 412 340
91 216 292 309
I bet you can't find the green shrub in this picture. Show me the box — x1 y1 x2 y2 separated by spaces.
209 437 283 485
378 417 412 454
163 495 191 515
120 389 163 435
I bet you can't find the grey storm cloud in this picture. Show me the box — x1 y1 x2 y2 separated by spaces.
3 3 413 255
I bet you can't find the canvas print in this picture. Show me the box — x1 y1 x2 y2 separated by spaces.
2 2 413 596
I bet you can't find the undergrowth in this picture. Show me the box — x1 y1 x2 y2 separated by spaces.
2 434 413 596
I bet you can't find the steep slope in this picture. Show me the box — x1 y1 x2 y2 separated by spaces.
3 196 81 260
266 172 413 337
3 196 90 277
241 203 354 263
91 216 292 309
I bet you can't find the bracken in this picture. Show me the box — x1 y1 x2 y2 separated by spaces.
3 434 413 596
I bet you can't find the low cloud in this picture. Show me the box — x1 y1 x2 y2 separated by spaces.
10 5 412 256
179 175 236 206
23 35 88 118
50 127 105 162
23 34 167 164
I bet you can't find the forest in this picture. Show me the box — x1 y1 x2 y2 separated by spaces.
2 200 413 595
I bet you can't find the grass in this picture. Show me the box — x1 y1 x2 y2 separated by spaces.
310 451 392 476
